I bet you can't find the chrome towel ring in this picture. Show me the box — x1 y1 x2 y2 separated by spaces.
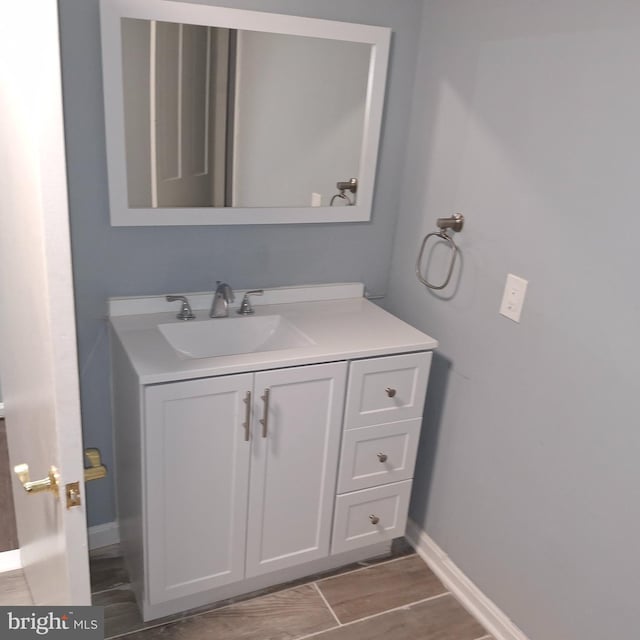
330 178 357 206
416 214 464 290
330 191 354 206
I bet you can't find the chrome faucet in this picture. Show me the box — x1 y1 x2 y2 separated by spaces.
166 295 195 320
237 289 264 315
210 281 235 318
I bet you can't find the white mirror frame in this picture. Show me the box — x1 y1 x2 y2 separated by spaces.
100 0 391 226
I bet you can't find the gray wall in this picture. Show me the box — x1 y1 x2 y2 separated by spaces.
385 1 640 639
57 0 423 526
234 32 368 207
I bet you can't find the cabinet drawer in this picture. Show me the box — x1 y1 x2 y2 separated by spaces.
344 352 432 429
337 419 421 493
331 480 412 554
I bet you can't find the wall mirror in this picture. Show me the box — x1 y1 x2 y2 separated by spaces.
100 0 391 225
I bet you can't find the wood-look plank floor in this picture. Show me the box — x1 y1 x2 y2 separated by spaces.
93 540 416 639
0 569 32 606
316 555 446 623
308 594 487 640
90 544 130 594
93 545 490 640
0 418 19 552
123 584 336 640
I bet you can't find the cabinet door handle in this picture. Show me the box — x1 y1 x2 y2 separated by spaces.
369 514 380 525
385 387 397 398
242 391 252 441
377 452 388 463
259 388 270 438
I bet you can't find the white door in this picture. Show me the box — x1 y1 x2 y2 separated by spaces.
0 1 91 605
145 374 252 604
151 22 228 207
246 362 347 577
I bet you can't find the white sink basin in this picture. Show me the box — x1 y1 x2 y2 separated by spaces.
158 314 315 359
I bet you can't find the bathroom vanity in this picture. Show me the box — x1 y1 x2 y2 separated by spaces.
109 284 437 620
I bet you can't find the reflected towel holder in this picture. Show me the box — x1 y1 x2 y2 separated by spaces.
330 178 358 206
416 213 464 290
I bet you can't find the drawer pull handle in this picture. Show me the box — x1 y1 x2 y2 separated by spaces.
369 514 380 525
385 387 396 398
242 391 251 441
377 452 388 463
259 388 270 438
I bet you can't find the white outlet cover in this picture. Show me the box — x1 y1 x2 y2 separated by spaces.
499 274 528 322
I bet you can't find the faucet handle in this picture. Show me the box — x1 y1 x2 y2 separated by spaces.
237 290 264 315
166 295 196 320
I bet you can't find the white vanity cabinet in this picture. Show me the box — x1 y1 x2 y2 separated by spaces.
246 363 347 577
109 286 439 621
140 361 347 607
144 373 252 604
332 352 432 554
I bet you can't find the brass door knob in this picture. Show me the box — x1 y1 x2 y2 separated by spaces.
385 387 396 398
369 514 380 525
14 464 59 496
377 452 388 463
84 448 107 482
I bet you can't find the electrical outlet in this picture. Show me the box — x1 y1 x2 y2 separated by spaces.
311 192 322 207
499 274 528 323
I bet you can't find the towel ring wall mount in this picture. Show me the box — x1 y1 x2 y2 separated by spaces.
416 213 465 290
330 178 358 206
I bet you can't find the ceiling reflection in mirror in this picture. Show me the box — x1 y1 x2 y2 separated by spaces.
121 18 370 209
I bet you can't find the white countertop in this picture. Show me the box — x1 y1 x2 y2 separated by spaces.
110 288 438 385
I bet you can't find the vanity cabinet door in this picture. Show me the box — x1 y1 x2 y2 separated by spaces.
145 373 252 604
245 362 347 577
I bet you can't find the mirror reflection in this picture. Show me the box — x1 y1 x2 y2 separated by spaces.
121 18 370 209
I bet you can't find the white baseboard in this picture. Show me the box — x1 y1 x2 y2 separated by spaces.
0 549 21 573
88 521 120 550
406 519 529 640
1 522 120 571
